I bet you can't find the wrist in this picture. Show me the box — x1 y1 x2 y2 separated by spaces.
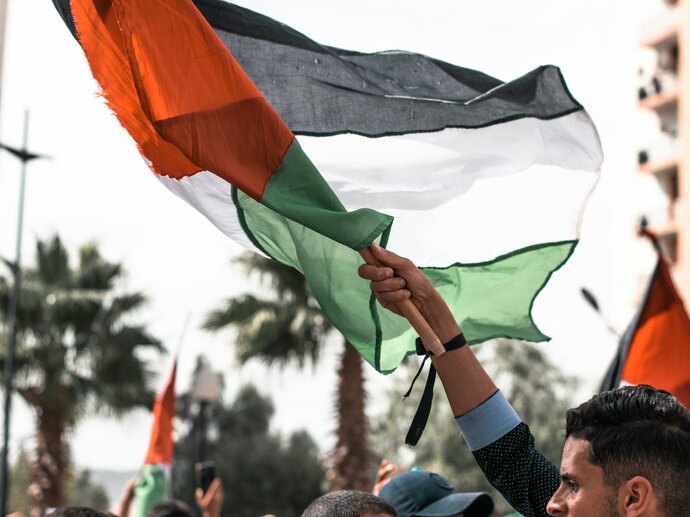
419 292 461 343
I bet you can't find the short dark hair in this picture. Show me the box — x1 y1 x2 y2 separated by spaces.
148 500 194 517
565 384 690 515
52 508 111 517
301 490 397 517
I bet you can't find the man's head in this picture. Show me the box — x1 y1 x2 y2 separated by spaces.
52 508 111 517
378 471 494 517
148 500 194 517
547 384 690 516
301 490 397 517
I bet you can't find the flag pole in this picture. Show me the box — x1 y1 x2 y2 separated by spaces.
359 247 444 356
1 112 29 514
0 111 50 515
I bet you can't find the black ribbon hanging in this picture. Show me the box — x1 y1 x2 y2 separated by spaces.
403 334 467 446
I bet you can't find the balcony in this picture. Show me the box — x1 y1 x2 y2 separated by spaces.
638 131 679 168
639 156 679 175
641 7 680 48
640 88 678 114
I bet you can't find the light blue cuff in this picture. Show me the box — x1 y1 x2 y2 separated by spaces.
454 390 521 451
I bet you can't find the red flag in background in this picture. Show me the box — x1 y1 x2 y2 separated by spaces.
601 231 690 408
132 361 177 517
144 361 177 465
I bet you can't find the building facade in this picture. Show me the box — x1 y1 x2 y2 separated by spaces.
0 0 7 109
638 0 690 301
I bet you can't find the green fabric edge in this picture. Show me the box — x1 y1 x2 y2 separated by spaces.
372 226 392 372
232 186 271 256
420 239 578 345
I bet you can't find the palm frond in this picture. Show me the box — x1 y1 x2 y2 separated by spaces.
100 324 163 352
203 294 276 330
234 253 309 302
76 242 123 290
233 305 322 368
35 235 72 287
0 256 14 274
207 252 333 369
50 289 105 329
108 292 147 316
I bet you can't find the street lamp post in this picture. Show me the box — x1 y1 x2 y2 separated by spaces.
191 357 222 464
0 111 48 516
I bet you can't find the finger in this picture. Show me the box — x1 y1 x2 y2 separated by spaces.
370 277 406 293
376 464 394 482
206 478 221 501
376 459 390 481
358 264 394 281
195 489 203 506
380 299 403 317
369 243 414 270
206 478 220 497
377 290 411 304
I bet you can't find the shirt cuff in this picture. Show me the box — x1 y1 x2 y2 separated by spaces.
454 390 521 451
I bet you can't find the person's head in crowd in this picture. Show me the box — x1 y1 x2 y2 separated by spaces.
547 384 690 516
378 471 494 517
301 490 397 517
147 500 194 517
51 508 111 517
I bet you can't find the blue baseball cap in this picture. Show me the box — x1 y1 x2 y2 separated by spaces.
378 471 494 517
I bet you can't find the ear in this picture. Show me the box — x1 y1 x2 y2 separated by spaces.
621 476 655 516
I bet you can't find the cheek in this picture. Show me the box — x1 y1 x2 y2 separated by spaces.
567 488 615 517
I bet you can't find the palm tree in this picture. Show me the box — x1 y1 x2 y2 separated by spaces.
204 253 371 491
0 235 162 513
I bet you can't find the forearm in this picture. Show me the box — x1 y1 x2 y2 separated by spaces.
116 492 133 517
420 293 497 416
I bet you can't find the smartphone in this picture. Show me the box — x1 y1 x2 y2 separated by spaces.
195 461 216 494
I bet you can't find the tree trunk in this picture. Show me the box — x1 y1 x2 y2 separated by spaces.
328 340 371 491
27 396 70 516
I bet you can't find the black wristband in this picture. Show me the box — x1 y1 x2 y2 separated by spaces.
414 333 466 356
405 333 468 447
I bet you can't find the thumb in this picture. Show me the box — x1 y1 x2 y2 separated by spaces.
369 243 410 269
207 478 221 498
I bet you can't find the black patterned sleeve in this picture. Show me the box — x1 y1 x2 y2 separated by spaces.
472 423 560 517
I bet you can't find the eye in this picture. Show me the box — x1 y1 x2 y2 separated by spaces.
565 480 578 491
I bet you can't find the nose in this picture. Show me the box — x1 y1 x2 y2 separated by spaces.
546 490 565 516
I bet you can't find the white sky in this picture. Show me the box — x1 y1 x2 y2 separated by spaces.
0 0 670 472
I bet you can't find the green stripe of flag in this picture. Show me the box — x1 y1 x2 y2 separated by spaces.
261 140 393 250
235 182 576 372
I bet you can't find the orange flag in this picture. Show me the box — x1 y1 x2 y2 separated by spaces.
601 233 690 408
144 361 177 465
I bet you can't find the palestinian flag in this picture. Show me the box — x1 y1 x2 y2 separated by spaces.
601 235 690 408
133 361 177 517
51 0 602 372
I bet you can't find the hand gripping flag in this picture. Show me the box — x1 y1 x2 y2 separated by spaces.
133 361 177 517
601 230 690 408
51 0 602 372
